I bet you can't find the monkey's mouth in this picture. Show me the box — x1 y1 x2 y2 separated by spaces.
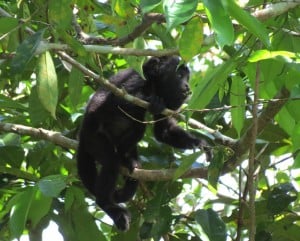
183 90 192 101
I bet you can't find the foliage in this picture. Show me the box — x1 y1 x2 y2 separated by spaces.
0 0 300 241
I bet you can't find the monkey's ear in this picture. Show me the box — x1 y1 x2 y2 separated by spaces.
144 57 160 69
143 57 161 79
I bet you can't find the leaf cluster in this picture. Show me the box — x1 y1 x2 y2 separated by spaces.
0 0 300 241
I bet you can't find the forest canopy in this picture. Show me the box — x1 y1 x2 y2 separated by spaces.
0 1 300 241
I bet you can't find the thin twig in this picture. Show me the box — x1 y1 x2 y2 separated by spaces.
248 62 260 241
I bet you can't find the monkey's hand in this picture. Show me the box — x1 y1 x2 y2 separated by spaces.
147 95 166 115
196 138 213 162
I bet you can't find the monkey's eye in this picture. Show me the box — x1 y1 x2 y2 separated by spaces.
176 72 183 79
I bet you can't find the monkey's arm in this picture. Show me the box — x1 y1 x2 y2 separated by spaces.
153 115 200 148
153 115 212 160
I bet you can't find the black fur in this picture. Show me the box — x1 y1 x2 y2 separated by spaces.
77 56 210 231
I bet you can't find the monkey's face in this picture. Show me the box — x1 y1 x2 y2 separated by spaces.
156 63 191 110
143 56 191 110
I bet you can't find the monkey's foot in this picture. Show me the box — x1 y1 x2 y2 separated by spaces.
103 204 131 231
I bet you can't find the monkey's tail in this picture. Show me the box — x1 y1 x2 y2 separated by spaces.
77 143 97 196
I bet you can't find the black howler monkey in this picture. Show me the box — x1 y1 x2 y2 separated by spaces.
77 56 210 231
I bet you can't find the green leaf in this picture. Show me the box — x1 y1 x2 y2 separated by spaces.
9 187 36 239
38 175 67 197
29 86 51 125
173 152 200 180
113 0 135 18
72 208 108 241
203 0 234 48
0 146 25 168
125 37 146 78
150 24 177 48
291 122 300 153
48 0 72 29
11 29 45 74
276 107 295 136
163 0 198 29
230 76 245 137
141 0 161 13
0 94 27 110
208 147 227 188
0 17 19 34
27 189 52 228
189 58 237 110
69 67 84 109
195 209 227 241
36 51 58 119
266 183 297 215
179 17 203 61
150 206 172 238
248 50 296 62
222 0 270 48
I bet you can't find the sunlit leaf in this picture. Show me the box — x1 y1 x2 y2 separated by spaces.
203 0 234 48
9 187 36 239
113 0 135 17
141 0 161 13
38 175 67 197
11 29 44 74
189 58 237 111
249 50 296 62
163 0 198 29
0 94 27 110
48 0 72 29
230 76 245 137
267 183 297 215
36 51 58 119
0 17 18 34
173 152 199 180
69 67 84 109
125 37 146 78
222 0 270 47
208 147 229 188
195 209 227 241
27 189 52 228
179 17 203 61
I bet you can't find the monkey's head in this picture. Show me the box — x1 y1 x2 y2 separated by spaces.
143 56 191 110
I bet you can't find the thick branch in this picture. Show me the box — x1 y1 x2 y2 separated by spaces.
252 1 300 21
36 42 178 57
0 122 207 181
122 167 208 181
0 122 77 149
223 88 290 172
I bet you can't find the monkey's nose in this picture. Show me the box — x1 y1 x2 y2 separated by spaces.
184 84 190 93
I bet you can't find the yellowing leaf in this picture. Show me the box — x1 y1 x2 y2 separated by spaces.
37 51 58 119
179 17 203 61
230 76 245 137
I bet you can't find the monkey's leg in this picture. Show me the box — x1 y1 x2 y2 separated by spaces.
114 148 140 203
81 131 131 231
77 145 97 196
95 157 131 231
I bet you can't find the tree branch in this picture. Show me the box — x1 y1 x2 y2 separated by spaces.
0 122 208 181
252 1 300 21
36 42 178 57
72 2 300 46
0 122 77 149
74 13 165 46
223 87 290 172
